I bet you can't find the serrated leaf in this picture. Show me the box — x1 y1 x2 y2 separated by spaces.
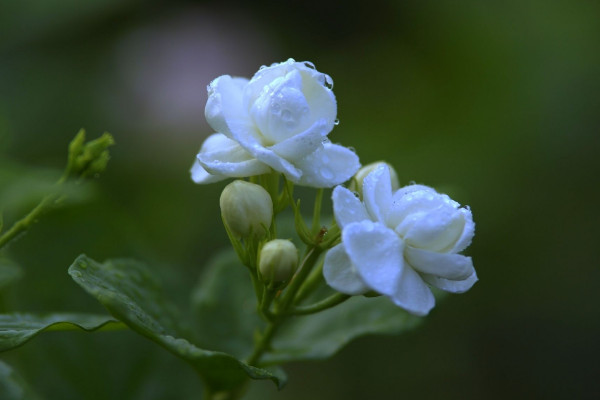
0 361 43 400
69 254 285 392
0 258 22 291
0 313 123 352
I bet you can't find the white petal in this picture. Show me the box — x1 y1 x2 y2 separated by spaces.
323 244 369 295
247 144 303 181
362 165 392 223
405 247 474 280
205 76 254 140
196 133 271 178
450 207 475 253
342 221 403 296
421 270 478 294
403 206 466 252
332 186 371 229
391 265 435 316
387 185 440 229
250 69 313 143
270 118 329 161
190 159 226 184
295 142 360 188
298 67 336 131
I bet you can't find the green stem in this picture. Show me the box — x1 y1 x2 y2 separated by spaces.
259 288 276 321
276 247 322 313
311 188 323 233
0 192 62 250
287 293 351 316
293 256 325 304
246 319 279 366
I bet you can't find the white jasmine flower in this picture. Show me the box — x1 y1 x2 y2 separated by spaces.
191 59 360 187
323 165 477 316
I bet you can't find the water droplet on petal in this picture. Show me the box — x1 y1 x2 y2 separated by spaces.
334 119 340 126
324 74 334 90
304 61 316 69
321 168 333 180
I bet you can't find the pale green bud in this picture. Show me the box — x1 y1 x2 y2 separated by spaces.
67 130 115 178
259 239 298 288
220 180 273 238
350 161 399 194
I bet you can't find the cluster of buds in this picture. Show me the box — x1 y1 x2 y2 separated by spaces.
67 129 115 179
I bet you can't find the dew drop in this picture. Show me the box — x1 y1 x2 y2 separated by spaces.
259 65 267 70
304 61 316 69
334 119 340 126
321 168 333 180
348 146 356 153
324 74 334 90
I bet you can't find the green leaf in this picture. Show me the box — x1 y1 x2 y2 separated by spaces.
191 250 263 359
0 361 43 400
0 258 22 291
69 254 285 392
0 313 124 352
263 296 423 365
193 248 424 367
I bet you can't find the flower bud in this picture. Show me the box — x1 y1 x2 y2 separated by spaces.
350 161 399 194
67 130 115 178
220 180 273 238
259 239 298 288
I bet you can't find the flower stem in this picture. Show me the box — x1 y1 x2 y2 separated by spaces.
287 293 350 316
0 192 62 250
246 319 279 366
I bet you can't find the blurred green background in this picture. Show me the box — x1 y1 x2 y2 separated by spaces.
1 0 599 398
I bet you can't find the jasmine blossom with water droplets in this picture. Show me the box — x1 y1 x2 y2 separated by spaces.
323 165 477 316
190 59 360 187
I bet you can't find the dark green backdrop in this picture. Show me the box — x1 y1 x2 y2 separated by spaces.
1 0 598 399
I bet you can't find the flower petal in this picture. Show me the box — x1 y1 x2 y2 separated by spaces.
450 207 475 253
205 76 255 140
295 142 360 188
323 244 369 295
196 133 271 178
190 159 227 184
421 270 478 294
342 221 403 296
402 206 466 252
391 265 435 316
332 186 371 229
405 247 474 280
250 69 313 143
270 118 329 161
247 144 303 181
387 185 440 229
362 165 392 223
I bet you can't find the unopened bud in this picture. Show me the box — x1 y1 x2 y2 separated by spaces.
350 161 399 195
67 130 115 178
220 180 273 238
259 239 298 288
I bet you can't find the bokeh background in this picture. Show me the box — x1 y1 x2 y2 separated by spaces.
1 0 599 399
